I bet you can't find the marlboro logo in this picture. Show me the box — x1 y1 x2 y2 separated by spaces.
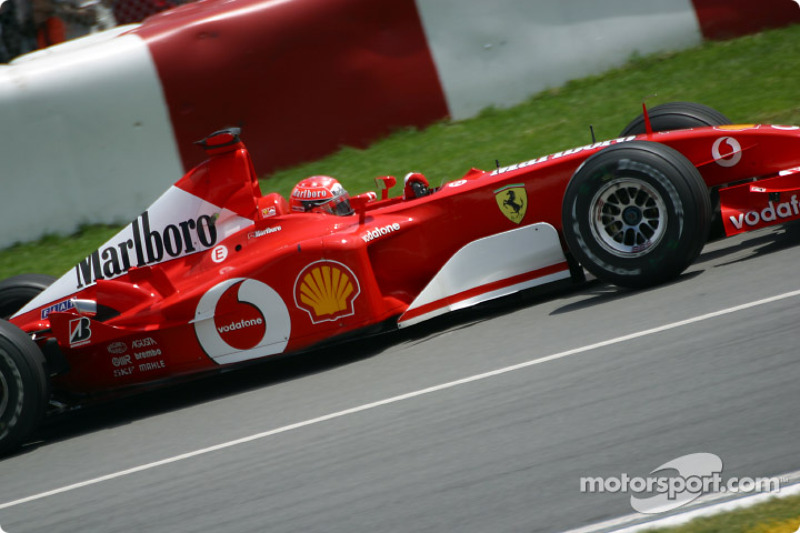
74 210 217 289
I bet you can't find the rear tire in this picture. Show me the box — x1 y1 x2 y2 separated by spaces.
620 102 732 136
0 274 56 319
562 141 711 288
620 102 731 240
0 319 49 456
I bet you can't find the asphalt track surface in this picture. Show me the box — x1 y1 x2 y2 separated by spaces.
1 225 800 533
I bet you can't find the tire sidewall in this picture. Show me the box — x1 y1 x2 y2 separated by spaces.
0 321 48 455
0 348 26 444
0 339 36 453
564 144 706 287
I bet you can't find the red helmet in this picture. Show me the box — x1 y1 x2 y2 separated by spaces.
290 176 353 216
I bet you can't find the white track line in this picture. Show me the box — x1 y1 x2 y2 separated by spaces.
3 288 800 511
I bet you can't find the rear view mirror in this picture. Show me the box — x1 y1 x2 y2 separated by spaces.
374 175 397 200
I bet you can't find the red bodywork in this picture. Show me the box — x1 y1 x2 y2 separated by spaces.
10 124 800 398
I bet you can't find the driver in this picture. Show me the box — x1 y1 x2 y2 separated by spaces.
290 176 353 216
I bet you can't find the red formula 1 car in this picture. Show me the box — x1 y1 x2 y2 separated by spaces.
2 102 800 454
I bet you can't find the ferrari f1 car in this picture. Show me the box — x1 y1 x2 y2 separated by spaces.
2 102 800 454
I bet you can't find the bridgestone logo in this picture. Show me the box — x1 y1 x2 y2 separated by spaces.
74 211 217 289
217 318 263 333
362 222 401 242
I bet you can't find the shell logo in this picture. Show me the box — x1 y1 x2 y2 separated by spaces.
294 260 361 323
714 124 756 131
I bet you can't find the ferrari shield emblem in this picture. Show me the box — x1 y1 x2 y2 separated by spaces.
495 184 527 224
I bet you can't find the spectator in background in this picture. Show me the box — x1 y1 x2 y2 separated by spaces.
0 0 11 62
91 0 116 33
32 0 66 47
49 0 98 41
32 0 116 49
3 0 192 61
1 0 37 61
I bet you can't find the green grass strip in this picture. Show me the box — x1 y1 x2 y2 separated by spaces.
643 494 800 533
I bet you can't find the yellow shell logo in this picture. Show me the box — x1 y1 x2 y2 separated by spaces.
715 124 757 131
294 260 361 323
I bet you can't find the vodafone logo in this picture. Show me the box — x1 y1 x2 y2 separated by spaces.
728 195 800 231
361 222 401 242
194 278 291 365
217 318 263 334
211 280 267 350
712 137 742 167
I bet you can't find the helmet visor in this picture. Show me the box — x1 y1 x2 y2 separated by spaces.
301 195 353 216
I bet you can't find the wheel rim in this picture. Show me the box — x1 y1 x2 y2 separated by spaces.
589 178 668 257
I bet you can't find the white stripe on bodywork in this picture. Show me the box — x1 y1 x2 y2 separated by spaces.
14 187 253 318
398 223 570 327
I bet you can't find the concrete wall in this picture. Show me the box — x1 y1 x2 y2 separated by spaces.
416 0 702 120
0 27 183 248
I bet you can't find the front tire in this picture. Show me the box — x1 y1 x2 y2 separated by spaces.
0 319 49 456
620 102 731 241
562 141 711 288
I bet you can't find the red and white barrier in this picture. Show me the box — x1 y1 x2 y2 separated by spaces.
131 0 447 177
416 0 703 120
691 0 800 40
0 26 183 249
1 0 798 249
